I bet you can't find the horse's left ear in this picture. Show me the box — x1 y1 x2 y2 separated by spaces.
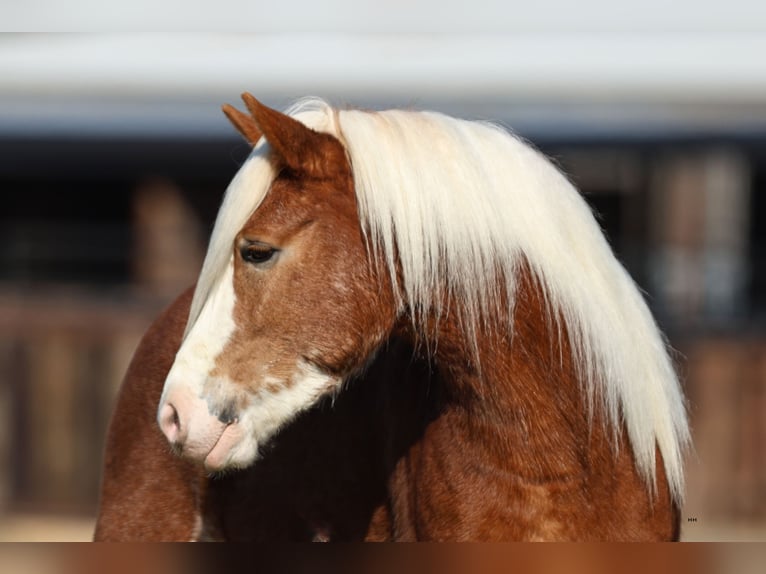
222 103 263 146
241 93 346 179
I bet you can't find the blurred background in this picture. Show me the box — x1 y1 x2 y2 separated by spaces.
1 3 766 541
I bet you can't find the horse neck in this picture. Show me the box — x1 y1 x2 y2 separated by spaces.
412 269 602 479
387 270 677 540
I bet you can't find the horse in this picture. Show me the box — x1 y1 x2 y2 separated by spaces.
97 94 689 540
95 287 439 541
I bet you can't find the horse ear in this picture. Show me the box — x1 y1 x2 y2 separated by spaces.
222 103 263 146
241 93 344 179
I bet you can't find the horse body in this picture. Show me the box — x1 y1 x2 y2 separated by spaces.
98 95 688 540
96 282 677 540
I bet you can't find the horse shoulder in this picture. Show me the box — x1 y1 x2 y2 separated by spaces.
94 287 205 541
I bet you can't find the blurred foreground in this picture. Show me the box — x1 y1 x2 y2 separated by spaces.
0 542 764 573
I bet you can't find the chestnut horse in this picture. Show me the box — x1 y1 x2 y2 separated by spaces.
97 95 689 540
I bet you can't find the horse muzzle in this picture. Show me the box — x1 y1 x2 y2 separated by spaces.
157 387 239 471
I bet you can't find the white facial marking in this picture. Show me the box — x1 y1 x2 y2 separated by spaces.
158 245 344 471
159 258 237 420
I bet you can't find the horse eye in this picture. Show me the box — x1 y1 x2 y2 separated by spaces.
240 244 277 265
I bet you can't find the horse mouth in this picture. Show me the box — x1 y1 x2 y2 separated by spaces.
202 423 242 472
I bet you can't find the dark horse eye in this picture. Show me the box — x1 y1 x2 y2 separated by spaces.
241 243 277 265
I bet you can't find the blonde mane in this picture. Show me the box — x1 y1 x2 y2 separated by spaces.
188 98 689 503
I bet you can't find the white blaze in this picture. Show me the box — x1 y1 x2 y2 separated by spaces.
159 258 237 420
158 254 342 469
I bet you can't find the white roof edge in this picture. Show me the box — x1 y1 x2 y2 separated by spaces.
2 35 766 102
2 34 766 139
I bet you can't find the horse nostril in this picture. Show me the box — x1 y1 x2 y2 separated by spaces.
217 402 238 425
159 402 182 444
